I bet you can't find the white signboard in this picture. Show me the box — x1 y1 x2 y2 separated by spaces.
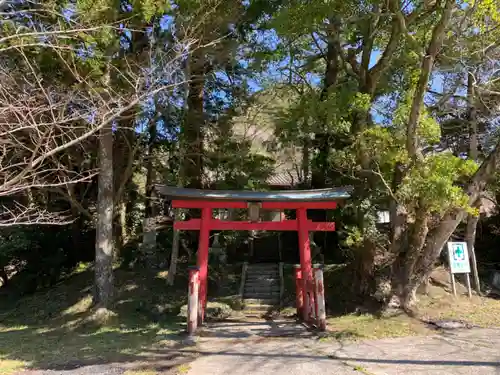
447 242 471 274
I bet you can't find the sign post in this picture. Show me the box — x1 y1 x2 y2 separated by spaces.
447 242 472 298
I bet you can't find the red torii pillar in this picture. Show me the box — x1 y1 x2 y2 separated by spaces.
197 207 211 324
297 207 314 322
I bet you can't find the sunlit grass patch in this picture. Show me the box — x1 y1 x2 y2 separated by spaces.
326 312 429 340
0 268 186 373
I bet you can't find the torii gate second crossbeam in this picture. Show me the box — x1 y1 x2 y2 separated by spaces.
156 186 351 331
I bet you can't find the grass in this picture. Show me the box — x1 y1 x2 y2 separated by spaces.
124 370 159 375
176 363 192 374
0 267 189 374
326 312 429 340
325 279 500 341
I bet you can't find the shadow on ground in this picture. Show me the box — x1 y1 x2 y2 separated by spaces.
0 267 194 373
196 318 316 340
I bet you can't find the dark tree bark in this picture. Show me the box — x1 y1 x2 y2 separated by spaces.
312 25 339 189
465 71 481 294
114 127 136 254
144 120 158 218
142 119 158 265
399 207 430 309
0 267 8 287
95 123 114 308
406 0 454 159
183 48 206 189
301 134 310 186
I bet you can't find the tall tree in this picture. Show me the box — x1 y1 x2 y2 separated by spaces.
265 0 500 307
1 0 192 308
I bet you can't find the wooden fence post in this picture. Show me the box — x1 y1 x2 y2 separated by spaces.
314 266 326 331
187 266 200 336
294 265 303 318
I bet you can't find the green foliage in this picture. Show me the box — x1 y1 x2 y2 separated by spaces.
356 127 406 167
393 95 441 146
465 0 500 26
272 0 357 36
133 0 171 21
0 225 96 293
206 135 275 190
76 0 118 22
398 153 479 215
0 230 31 264
345 225 363 248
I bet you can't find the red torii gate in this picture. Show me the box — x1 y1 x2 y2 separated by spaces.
156 186 351 332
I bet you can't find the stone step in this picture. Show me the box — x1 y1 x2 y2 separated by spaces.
244 285 280 291
245 280 280 286
243 303 276 311
242 264 281 313
245 282 279 287
247 263 279 268
246 270 278 274
247 269 280 275
242 309 275 317
242 298 280 305
245 274 279 279
242 305 278 316
243 296 280 305
244 293 281 300
244 290 280 297
246 280 279 284
246 280 279 285
246 269 278 274
246 269 279 273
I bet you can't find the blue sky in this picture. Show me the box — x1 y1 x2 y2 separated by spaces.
56 2 455 133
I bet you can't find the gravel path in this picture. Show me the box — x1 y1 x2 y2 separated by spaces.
328 328 500 375
185 319 500 375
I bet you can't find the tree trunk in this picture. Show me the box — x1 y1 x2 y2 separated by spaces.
113 126 136 255
116 201 128 251
0 266 8 287
167 209 182 286
353 238 377 296
466 71 481 294
398 208 429 309
142 119 157 266
302 134 310 186
406 0 455 158
95 123 114 309
183 48 205 189
312 31 339 189
466 207 481 294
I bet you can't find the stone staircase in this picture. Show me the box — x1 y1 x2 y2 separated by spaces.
242 263 282 316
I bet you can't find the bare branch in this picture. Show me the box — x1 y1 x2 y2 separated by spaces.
0 5 203 226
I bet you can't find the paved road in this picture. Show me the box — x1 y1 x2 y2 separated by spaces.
16 319 500 375
185 319 500 375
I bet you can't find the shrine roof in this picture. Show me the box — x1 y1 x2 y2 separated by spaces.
155 186 352 202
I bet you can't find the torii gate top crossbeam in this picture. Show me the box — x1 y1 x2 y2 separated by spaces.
156 186 351 231
155 186 352 202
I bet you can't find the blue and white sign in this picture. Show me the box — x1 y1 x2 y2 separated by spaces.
447 242 471 274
